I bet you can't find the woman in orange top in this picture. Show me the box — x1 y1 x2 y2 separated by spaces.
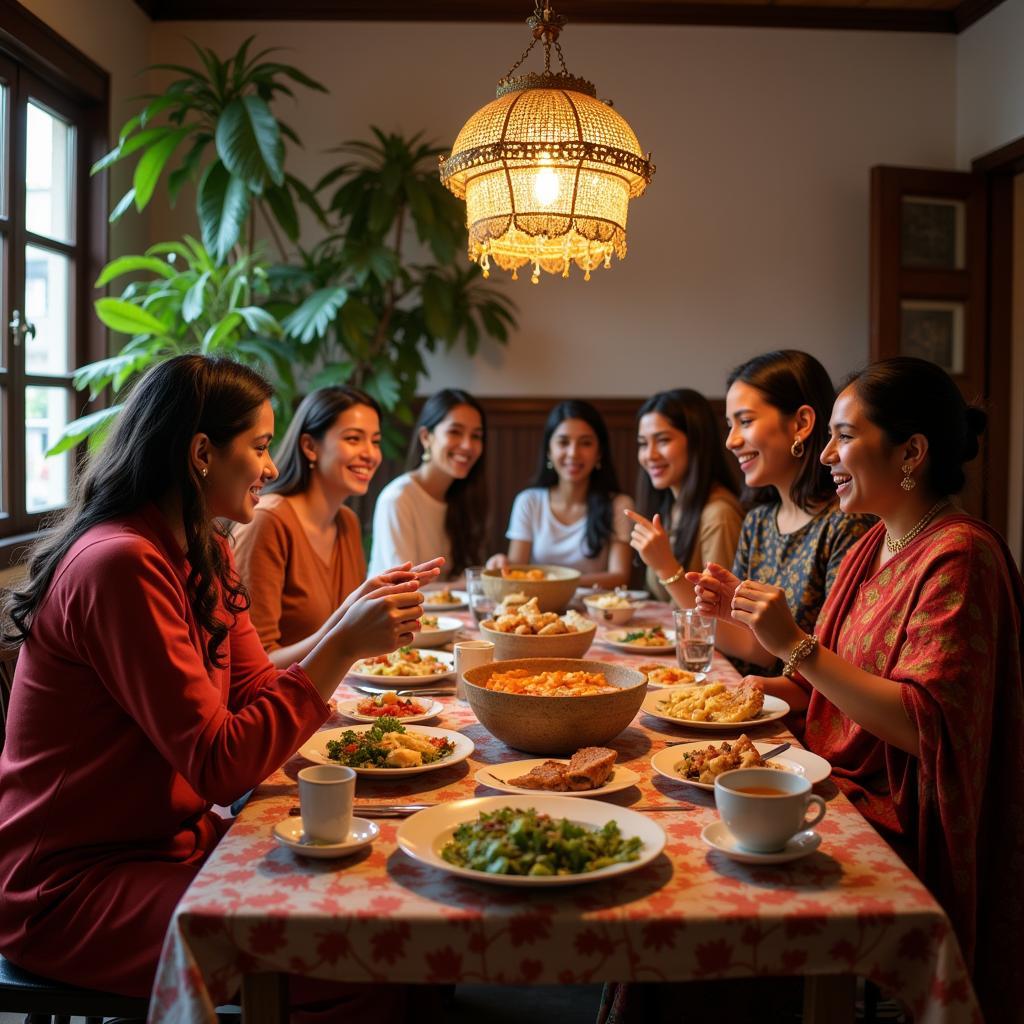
234 386 437 667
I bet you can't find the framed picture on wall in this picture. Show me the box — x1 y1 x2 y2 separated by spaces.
900 196 965 269
900 300 965 375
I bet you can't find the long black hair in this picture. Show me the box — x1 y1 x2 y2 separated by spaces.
637 389 740 567
529 400 622 559
846 356 986 497
726 349 837 512
6 355 273 667
405 389 487 576
265 385 381 496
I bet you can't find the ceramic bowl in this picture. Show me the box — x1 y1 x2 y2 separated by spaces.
582 594 639 626
461 657 647 755
477 617 596 660
480 565 581 614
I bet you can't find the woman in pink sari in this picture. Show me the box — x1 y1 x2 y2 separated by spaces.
715 357 1024 1021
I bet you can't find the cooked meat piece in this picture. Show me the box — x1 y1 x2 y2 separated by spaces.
508 760 569 791
565 747 617 791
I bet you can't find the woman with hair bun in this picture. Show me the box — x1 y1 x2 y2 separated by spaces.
717 357 1024 1020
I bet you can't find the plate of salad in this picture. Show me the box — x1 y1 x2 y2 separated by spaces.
348 648 455 685
298 717 474 777
396 795 666 887
335 691 444 724
602 626 675 655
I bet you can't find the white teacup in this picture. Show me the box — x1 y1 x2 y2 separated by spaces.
454 639 494 702
714 767 826 853
298 764 355 843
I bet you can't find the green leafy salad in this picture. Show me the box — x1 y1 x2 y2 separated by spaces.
441 806 643 877
324 716 454 769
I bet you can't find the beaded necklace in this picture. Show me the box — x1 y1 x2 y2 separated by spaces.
885 499 949 555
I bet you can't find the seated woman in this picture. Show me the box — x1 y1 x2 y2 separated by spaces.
0 356 427 1004
368 388 487 581
489 400 634 588
233 386 427 667
687 350 873 677
625 389 743 606
721 356 1023 1020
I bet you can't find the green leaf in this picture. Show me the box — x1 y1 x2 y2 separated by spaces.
46 405 123 456
263 182 299 241
182 270 211 323
421 275 454 339
281 287 347 343
167 134 212 205
91 126 173 176
132 129 190 210
94 297 170 337
215 95 284 190
310 362 356 389
363 368 400 411
236 305 282 336
198 160 251 264
202 312 243 352
339 299 377 356
109 188 137 223
95 255 176 287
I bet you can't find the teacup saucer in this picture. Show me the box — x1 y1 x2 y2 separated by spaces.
272 816 379 859
701 820 821 864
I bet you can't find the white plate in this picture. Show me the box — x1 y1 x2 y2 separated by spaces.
298 724 474 776
272 816 379 859
641 667 707 689
422 589 469 611
414 615 464 649
576 588 649 604
347 648 455 685
397 795 666 887
474 759 642 798
642 686 790 731
650 741 830 791
701 820 821 864
334 696 444 724
602 628 676 655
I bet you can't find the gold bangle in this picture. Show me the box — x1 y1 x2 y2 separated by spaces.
657 565 686 586
782 634 818 678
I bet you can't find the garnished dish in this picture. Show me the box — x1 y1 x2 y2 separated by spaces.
413 614 462 648
476 749 641 797
424 588 456 605
299 721 474 776
422 588 468 611
639 664 705 688
483 668 617 697
586 592 633 609
335 692 443 724
396 795 666 887
642 683 790 730
441 805 643 877
651 738 831 791
482 597 592 637
350 647 454 679
603 627 675 654
502 568 549 581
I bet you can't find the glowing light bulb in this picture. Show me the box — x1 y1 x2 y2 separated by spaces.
532 156 560 207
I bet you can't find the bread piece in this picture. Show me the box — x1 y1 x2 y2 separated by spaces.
508 760 569 791
565 747 617 791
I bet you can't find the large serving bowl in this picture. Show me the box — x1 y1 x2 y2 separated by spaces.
481 564 581 613
478 617 597 660
461 657 647 755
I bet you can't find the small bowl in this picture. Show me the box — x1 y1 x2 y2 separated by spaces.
481 565 581 613
582 594 638 626
478 617 597 660
414 614 462 649
461 657 647 755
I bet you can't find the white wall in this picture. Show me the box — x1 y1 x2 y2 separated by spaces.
956 0 1024 165
147 20 956 395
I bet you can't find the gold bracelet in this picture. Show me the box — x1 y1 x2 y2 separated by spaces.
657 564 686 586
782 634 819 678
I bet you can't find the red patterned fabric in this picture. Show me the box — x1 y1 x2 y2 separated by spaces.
805 514 1024 1022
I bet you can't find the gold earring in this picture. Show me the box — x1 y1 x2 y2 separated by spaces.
308 461 315 471
421 449 431 464
790 438 805 458
200 467 208 478
901 464 916 491
545 458 553 470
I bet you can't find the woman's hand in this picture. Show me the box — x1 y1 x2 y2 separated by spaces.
332 581 425 660
684 563 741 621
338 558 445 618
728 579 804 660
486 553 509 570
623 509 676 578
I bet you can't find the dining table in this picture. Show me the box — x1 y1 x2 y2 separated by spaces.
147 601 981 1024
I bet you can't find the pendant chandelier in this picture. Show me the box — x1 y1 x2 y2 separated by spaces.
439 1 655 283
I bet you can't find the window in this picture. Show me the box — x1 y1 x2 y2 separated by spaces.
0 14 108 554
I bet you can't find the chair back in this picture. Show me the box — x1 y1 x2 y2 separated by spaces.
0 589 20 753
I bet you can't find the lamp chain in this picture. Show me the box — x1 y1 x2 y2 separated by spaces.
503 0 571 81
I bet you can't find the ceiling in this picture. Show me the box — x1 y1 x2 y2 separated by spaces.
134 0 1005 34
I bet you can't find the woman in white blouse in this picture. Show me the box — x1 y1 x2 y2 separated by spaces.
489 400 633 588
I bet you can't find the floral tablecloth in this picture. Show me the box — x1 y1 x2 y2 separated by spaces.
149 609 981 1024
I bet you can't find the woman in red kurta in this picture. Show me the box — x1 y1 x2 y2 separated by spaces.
0 356 429 999
727 357 1024 1022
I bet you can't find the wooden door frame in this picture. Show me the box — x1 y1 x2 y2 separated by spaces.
972 135 1024 558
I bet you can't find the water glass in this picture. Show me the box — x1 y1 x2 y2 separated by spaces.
674 609 716 674
465 566 496 627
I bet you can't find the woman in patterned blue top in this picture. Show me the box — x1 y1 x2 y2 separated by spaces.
687 351 874 694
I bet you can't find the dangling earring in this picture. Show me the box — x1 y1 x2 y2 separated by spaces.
421 449 431 464
545 458 553 470
308 461 315 471
901 463 916 491
200 467 208 478
790 437 805 459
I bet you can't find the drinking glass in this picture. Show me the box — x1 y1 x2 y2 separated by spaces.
465 566 496 627
674 609 716 674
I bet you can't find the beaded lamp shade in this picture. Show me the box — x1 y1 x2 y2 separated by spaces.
440 3 654 283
